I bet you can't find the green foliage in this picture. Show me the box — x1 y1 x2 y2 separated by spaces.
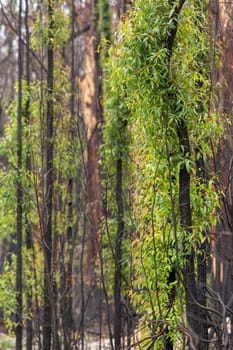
0 248 43 335
101 72 133 295
31 1 70 50
0 2 76 340
0 256 17 334
97 0 111 43
0 81 34 242
0 0 224 347
103 0 222 347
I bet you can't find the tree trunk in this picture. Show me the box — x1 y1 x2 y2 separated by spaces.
209 1 233 345
16 0 23 349
77 0 103 273
25 1 33 348
114 158 124 350
164 268 176 350
43 1 54 349
196 151 208 350
60 2 75 348
178 121 199 348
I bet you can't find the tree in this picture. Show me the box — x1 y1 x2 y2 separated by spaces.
104 0 222 348
1 0 233 349
24 1 33 349
209 0 233 347
42 1 54 348
16 0 23 348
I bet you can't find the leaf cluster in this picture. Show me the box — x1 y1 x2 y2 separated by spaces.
103 0 223 346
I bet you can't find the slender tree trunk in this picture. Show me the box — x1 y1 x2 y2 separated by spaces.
61 180 74 350
43 1 54 349
178 121 199 348
197 240 208 350
164 269 176 350
114 158 124 350
25 1 33 348
52 226 61 350
164 2 186 348
196 150 208 350
16 0 23 348
61 4 75 348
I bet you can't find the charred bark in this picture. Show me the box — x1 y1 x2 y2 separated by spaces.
164 268 176 350
178 121 200 348
16 0 23 349
43 1 54 349
60 2 75 349
196 150 208 350
114 157 124 350
25 1 33 348
164 2 187 349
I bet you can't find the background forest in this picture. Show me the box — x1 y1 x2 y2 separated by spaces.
0 0 232 349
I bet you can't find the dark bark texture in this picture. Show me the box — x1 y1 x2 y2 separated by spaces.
25 0 33 348
209 1 233 347
178 122 199 347
16 0 23 349
114 158 124 350
43 1 54 349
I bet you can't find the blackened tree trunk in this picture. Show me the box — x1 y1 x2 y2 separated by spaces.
196 149 208 350
162 1 208 347
61 179 74 350
114 157 124 350
164 2 186 349
43 1 54 349
51 227 61 350
60 2 75 349
164 268 176 350
25 1 33 348
16 0 23 349
178 121 199 348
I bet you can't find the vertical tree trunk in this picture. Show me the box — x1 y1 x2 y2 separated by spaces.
61 180 74 350
16 0 23 349
51 226 61 350
209 1 233 346
196 150 208 350
43 1 54 349
178 121 199 348
77 0 103 272
60 2 75 349
164 269 176 350
114 158 124 350
25 1 33 348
